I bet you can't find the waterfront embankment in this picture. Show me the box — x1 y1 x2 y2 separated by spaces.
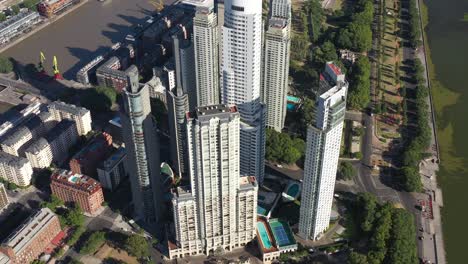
421 0 468 262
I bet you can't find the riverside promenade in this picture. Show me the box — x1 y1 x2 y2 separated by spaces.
415 0 446 263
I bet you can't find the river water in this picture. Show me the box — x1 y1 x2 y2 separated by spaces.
1 0 156 79
425 0 468 262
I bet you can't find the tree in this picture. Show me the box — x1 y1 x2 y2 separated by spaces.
401 166 422 192
82 86 116 112
66 225 85 246
348 252 368 264
387 209 419 264
356 192 378 232
80 231 106 254
266 129 305 164
348 22 372 52
338 161 356 180
40 194 64 212
0 57 13 73
0 13 6 22
125 234 149 259
64 204 85 227
347 57 371 110
22 0 39 11
11 5 20 15
313 41 338 66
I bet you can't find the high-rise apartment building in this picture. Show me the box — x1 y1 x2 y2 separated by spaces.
48 101 92 136
269 0 291 19
193 5 219 106
298 62 348 240
167 33 195 177
221 0 266 183
173 32 197 109
120 65 165 224
262 17 290 132
51 169 105 215
168 105 258 259
0 183 9 212
0 208 61 264
0 151 33 187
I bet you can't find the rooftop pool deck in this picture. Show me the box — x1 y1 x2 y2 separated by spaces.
286 183 300 198
257 221 274 250
287 95 301 103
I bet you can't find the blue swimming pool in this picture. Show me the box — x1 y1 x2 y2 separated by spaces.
257 222 273 249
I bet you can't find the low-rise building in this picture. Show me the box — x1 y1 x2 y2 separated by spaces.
69 132 113 177
0 151 33 187
48 101 92 136
97 147 127 191
37 0 78 18
256 217 297 263
0 183 9 212
50 169 104 215
0 11 41 45
25 120 79 169
0 208 61 264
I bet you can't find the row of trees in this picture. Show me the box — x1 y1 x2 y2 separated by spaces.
400 59 430 192
408 0 422 48
348 193 418 264
336 0 374 52
81 86 117 112
0 57 13 73
347 56 371 110
265 129 305 165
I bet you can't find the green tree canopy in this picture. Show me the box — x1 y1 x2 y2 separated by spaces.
0 57 13 73
347 57 371 110
313 41 338 66
338 161 356 180
125 234 149 259
79 231 106 254
82 86 117 112
266 129 305 165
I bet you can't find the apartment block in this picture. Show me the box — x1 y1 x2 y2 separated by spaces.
0 208 61 264
25 120 79 169
0 151 33 187
97 147 127 191
51 169 104 215
0 183 9 212
48 101 92 136
69 132 113 177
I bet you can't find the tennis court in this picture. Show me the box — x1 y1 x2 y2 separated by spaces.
269 219 296 247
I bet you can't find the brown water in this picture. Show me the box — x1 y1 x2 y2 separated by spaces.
425 0 468 262
1 0 156 79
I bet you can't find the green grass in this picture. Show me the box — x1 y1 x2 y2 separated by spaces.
463 13 468 22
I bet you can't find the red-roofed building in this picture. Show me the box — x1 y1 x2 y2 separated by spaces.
51 169 104 215
69 132 113 177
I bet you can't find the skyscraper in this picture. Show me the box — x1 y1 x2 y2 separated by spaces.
221 0 266 183
262 16 291 132
193 5 219 106
269 0 291 19
167 34 193 177
120 66 165 224
168 105 258 258
173 31 197 110
298 62 348 240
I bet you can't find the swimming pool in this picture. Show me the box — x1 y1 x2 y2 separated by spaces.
287 96 300 103
258 205 268 216
287 183 300 198
287 103 295 111
257 222 273 249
